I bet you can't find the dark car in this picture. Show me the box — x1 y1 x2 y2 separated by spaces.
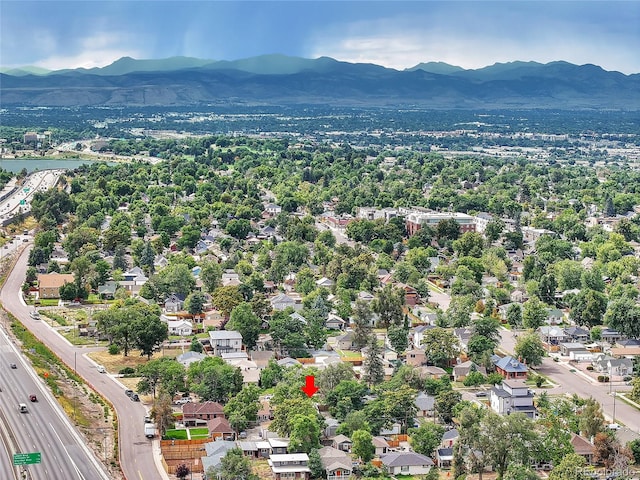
10 363 17 369
29 394 37 402
131 393 140 402
475 391 488 398
125 389 134 397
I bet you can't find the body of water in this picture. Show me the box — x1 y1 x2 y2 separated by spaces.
0 158 114 173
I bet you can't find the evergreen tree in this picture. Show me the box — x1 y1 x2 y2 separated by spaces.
363 335 384 386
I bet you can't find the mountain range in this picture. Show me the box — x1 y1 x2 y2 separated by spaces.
1 54 639 109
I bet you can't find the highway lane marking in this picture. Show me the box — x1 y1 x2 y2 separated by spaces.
50 423 86 480
139 470 144 480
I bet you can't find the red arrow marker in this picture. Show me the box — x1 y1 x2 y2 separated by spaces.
301 375 319 397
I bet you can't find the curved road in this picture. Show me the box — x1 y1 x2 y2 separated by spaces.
1 246 167 480
0 320 109 479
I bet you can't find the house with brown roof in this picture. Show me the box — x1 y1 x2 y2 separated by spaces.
570 433 595 464
207 417 235 440
37 272 75 299
182 401 225 426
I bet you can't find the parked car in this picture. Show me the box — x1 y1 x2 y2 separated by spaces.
131 394 140 402
97 365 106 373
175 397 192 405
10 363 17 369
607 423 621 430
125 389 134 397
475 391 488 398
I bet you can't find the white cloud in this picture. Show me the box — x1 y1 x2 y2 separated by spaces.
36 31 144 70
307 13 640 74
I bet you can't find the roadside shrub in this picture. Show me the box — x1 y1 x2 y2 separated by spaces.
108 344 120 355
586 366 594 371
119 367 135 376
597 375 610 382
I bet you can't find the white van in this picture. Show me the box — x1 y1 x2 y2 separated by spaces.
97 365 106 373
19 403 28 413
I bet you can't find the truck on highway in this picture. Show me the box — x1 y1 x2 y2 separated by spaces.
144 423 157 438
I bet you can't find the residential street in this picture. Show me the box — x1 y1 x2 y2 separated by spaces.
498 329 639 435
0 245 170 480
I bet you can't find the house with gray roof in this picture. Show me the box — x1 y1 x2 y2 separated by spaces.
490 379 536 418
380 452 434 475
318 447 351 480
414 392 435 419
493 355 528 379
208 330 243 356
453 360 487 382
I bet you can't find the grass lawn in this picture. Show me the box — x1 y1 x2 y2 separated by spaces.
88 349 150 373
336 350 363 360
164 429 188 440
38 299 60 307
190 428 209 436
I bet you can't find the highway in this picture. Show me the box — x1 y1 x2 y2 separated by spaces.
1 245 168 480
0 323 110 479
0 170 63 221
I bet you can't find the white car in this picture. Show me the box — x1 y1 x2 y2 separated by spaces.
175 398 192 405
607 423 621 430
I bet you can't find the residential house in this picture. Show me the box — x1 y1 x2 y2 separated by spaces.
222 270 241 287
397 283 420 306
559 342 592 361
417 365 448 379
510 289 527 303
207 417 235 440
414 392 435 419
37 273 75 299
564 326 590 342
453 361 487 382
176 351 206 367
270 293 302 312
167 319 193 336
570 433 595 465
334 331 355 351
325 313 346 330
324 418 340 439
453 327 473 352
380 452 434 475
601 328 625 344
97 280 118 299
318 447 351 480
316 277 335 288
268 454 311 480
264 203 283 217
200 440 236 474
183 401 225 426
250 350 275 369
545 308 565 325
164 293 186 313
436 448 453 469
239 441 259 458
208 330 243 356
372 437 390 456
592 354 633 376
412 325 434 348
357 291 375 303
493 355 528 379
331 435 352 452
440 429 459 449
538 326 569 346
490 379 536 418
405 348 427 367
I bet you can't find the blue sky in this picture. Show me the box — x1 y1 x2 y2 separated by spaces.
1 1 639 74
